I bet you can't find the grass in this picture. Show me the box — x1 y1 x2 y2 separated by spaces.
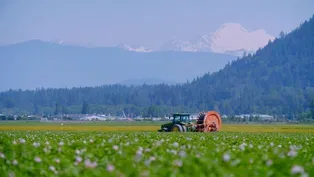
0 121 314 132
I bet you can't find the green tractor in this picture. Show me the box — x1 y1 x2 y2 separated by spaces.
158 111 222 132
158 113 195 132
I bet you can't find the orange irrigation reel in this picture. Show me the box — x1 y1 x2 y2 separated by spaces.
195 111 222 132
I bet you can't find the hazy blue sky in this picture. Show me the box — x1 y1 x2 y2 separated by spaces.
0 0 313 48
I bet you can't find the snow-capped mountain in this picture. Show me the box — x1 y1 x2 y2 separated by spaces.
158 23 275 56
159 36 198 52
208 23 275 54
117 43 153 52
48 22 275 56
48 40 98 48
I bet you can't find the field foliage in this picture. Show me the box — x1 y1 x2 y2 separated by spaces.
0 121 314 133
0 128 314 176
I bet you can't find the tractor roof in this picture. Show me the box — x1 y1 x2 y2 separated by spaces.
172 113 190 116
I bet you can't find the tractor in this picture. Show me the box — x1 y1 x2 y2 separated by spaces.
158 111 222 132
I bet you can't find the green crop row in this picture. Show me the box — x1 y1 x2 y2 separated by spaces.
0 131 313 177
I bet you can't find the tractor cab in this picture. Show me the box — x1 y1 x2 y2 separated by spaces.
158 113 192 132
172 113 191 124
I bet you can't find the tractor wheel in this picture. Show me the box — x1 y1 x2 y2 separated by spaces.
181 125 187 132
195 111 206 132
171 124 183 132
196 111 206 124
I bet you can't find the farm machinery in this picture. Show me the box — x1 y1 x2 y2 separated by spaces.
158 111 222 132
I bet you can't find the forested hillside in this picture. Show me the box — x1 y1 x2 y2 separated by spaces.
1 15 314 117
186 14 314 115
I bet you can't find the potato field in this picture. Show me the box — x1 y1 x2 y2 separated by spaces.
0 127 314 177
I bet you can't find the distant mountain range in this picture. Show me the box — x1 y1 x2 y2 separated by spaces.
117 23 275 57
1 22 274 58
37 23 275 57
0 40 236 91
0 22 275 90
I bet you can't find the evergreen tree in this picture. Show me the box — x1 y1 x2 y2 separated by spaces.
310 99 314 119
81 101 90 114
279 31 285 38
62 106 68 114
54 103 61 115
